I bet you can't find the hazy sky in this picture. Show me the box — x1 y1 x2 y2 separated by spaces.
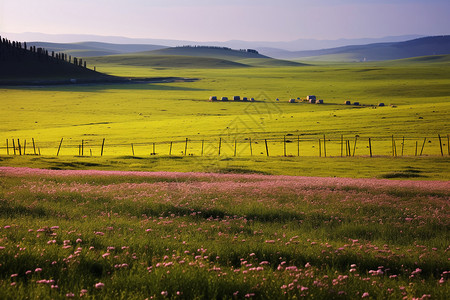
1 0 449 41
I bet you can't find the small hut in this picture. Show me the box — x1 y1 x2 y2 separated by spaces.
209 96 218 101
233 96 241 101
289 99 296 103
221 97 229 101
345 101 351 105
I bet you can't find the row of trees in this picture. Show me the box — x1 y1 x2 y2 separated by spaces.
0 35 87 68
177 45 259 54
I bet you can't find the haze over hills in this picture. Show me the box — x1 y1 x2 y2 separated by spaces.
1 31 423 51
268 36 450 62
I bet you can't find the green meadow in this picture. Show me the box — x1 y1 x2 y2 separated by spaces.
0 55 449 176
1 53 449 299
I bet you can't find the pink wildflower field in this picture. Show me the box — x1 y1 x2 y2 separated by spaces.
0 167 448 299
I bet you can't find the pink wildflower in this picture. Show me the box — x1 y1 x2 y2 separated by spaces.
362 292 369 298
94 282 105 289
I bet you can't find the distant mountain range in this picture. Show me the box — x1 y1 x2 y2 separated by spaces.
262 36 450 61
2 32 423 51
2 32 450 65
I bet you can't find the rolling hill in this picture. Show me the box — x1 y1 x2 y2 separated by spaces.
264 36 450 62
87 46 305 68
26 41 166 57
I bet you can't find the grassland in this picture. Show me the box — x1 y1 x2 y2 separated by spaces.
0 167 449 299
0 51 449 299
1 56 449 173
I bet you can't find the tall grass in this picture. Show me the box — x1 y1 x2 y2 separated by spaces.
0 168 448 299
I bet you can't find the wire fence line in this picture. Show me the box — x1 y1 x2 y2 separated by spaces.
1 134 449 158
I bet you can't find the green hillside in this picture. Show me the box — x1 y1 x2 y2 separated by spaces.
86 46 305 68
28 41 166 57
140 46 268 60
87 54 250 69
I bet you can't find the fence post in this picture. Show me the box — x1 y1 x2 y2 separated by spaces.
394 138 397 157
32 138 36 155
184 138 188 156
201 140 204 156
438 134 443 156
249 138 253 156
218 138 221 156
17 139 22 155
56 138 63 156
82 140 84 156
101 138 105 156
420 137 426 156
23 140 27 155
153 143 156 155
131 143 135 156
345 139 348 156
169 142 172 156
90 149 92 156
401 137 405 156
265 139 269 157
323 135 326 157
347 140 351 156
234 139 237 157
391 135 395 157
318 139 321 157
6 139 9 155
415 141 418 156
353 136 357 157
12 139 16 155
368 138 372 157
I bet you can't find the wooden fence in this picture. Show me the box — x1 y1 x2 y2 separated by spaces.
1 134 449 158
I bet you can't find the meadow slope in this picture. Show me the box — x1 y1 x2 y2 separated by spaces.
0 167 449 299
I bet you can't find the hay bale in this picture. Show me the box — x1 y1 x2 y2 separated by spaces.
209 96 217 101
378 103 385 107
250 98 255 102
289 99 296 103
317 99 324 104
221 97 229 101
233 96 241 101
309 99 316 104
345 101 351 105
353 102 359 106
307 95 316 101
242 97 248 101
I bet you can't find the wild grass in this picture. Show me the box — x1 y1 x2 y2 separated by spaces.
0 168 448 299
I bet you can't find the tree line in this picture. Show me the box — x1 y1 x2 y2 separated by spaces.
0 35 88 68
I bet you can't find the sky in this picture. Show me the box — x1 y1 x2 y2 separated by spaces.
0 0 449 42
